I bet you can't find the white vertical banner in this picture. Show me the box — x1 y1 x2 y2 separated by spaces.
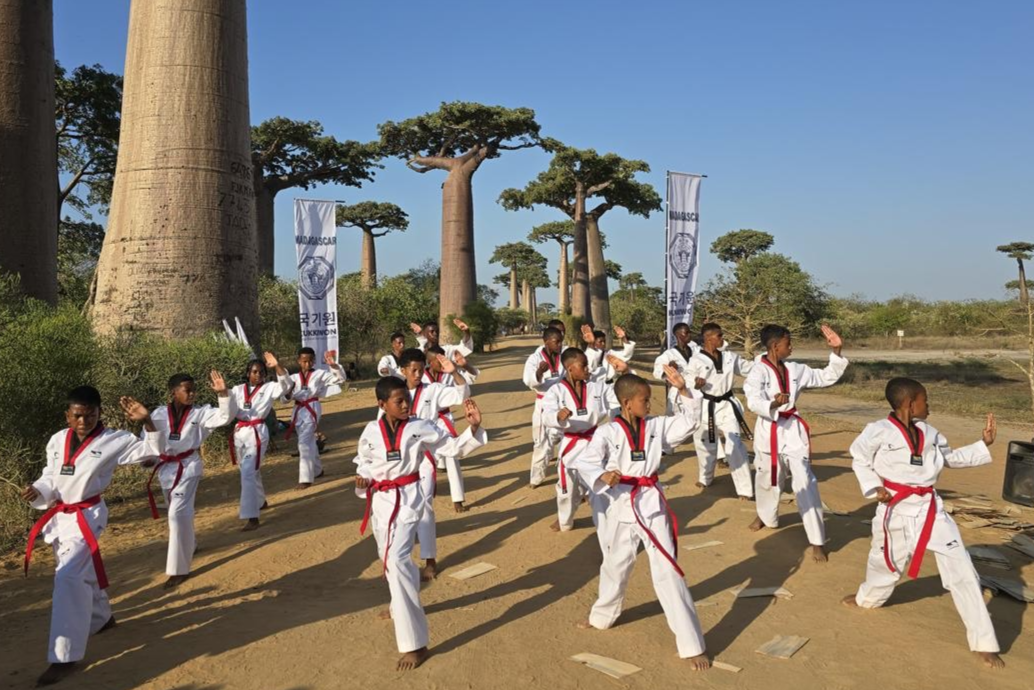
294 199 340 390
665 172 702 337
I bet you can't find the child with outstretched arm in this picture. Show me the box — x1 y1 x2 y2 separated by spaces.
23 387 163 687
573 367 710 670
283 347 347 488
842 377 1003 669
354 377 486 672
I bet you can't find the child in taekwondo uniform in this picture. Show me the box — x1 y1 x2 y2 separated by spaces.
23 388 163 686
574 367 711 670
283 347 348 488
842 376 1003 669
354 377 486 672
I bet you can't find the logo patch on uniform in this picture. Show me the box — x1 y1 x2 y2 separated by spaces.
946 540 959 550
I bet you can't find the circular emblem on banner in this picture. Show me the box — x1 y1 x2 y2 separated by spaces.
669 232 697 280
298 256 335 300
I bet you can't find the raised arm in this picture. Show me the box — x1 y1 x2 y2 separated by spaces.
198 371 234 429
941 414 995 468
660 364 702 449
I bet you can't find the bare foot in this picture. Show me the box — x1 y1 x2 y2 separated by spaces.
841 594 859 608
420 560 437 582
975 651 1005 669
378 608 392 620
453 501 469 513
241 518 260 532
163 574 189 590
260 501 269 510
36 662 77 686
575 619 594 630
695 481 707 489
810 545 828 563
298 482 312 489
738 495 751 501
687 654 711 671
96 615 118 634
397 647 429 671
549 520 561 532
529 482 542 489
748 517 767 532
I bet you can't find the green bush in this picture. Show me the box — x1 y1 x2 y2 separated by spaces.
446 300 499 353
258 274 301 358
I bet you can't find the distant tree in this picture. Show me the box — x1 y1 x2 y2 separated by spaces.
252 117 381 275
528 220 574 314
619 271 647 297
710 229 774 265
379 102 541 333
335 201 408 288
997 242 1034 306
55 62 122 219
490 241 543 310
995 242 1034 422
605 259 622 281
56 219 104 308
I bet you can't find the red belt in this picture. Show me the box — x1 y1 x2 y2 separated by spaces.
559 427 596 494
284 397 319 440
148 448 197 519
359 472 421 574
437 410 458 438
25 495 108 589
618 474 684 577
229 418 265 469
768 408 810 486
882 479 936 579
422 451 439 497
536 394 545 400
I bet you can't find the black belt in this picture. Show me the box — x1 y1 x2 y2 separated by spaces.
701 390 753 443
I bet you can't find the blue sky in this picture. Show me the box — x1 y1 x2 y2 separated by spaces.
55 0 1033 304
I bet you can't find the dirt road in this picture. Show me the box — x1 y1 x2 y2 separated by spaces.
2 337 1032 689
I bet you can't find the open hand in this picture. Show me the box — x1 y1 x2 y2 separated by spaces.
580 324 595 345
21 485 40 503
662 364 686 391
600 470 621 488
453 352 468 369
558 408 573 422
323 350 338 366
606 354 628 374
120 396 150 423
464 399 482 429
437 354 456 374
821 324 843 352
614 325 626 341
982 413 997 446
453 318 469 332
263 351 279 369
409 322 423 335
210 370 228 396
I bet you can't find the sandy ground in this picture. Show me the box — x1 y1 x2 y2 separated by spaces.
2 336 1033 689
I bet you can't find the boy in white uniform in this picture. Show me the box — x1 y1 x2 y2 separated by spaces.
743 324 847 562
575 368 710 670
283 347 347 488
23 388 162 686
355 378 486 672
377 332 407 378
392 348 470 580
842 377 1003 669
523 326 566 487
584 325 635 383
541 348 623 533
148 371 233 588
422 345 478 511
228 354 292 530
686 322 754 498
652 322 700 414
411 318 474 360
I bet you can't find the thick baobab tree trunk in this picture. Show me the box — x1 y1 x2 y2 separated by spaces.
509 265 518 309
557 242 570 315
253 161 276 276
570 189 591 320
0 0 57 303
529 286 538 329
360 228 377 289
586 215 612 341
521 278 530 317
1017 258 1029 306
91 0 258 337
439 163 478 339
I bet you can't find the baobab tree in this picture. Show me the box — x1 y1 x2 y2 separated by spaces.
252 116 381 275
711 229 775 265
378 102 541 338
500 140 659 335
998 242 1034 306
335 201 408 289
490 241 544 311
995 242 1034 422
92 0 258 337
528 220 573 315
0 0 57 303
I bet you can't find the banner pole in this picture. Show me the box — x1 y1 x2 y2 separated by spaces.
664 170 670 345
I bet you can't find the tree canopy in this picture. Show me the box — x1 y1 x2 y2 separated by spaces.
336 201 409 236
527 220 575 247
56 62 122 216
710 229 775 265
251 116 381 192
